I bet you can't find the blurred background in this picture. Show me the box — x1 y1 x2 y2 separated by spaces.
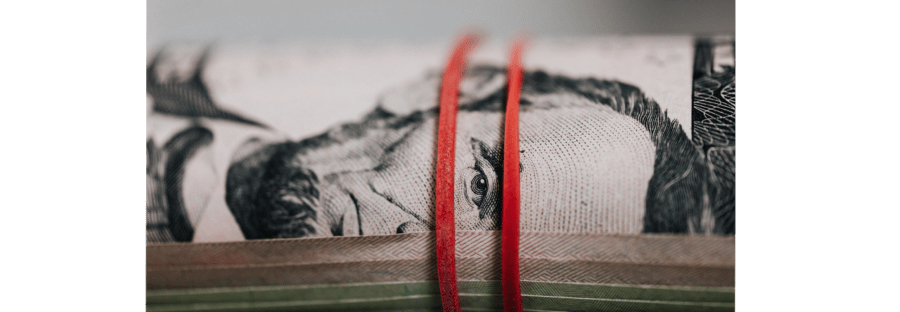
148 0 734 45
147 0 734 143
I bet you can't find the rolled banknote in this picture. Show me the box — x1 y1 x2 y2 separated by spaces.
146 35 735 311
147 36 734 243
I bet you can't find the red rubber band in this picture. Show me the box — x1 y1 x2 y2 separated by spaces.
435 34 478 312
501 39 526 312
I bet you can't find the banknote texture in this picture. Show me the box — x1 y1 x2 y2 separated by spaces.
148 281 734 312
147 231 734 310
691 38 736 235
146 36 735 311
148 231 734 289
147 37 732 243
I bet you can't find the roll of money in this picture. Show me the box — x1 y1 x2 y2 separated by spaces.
146 35 735 310
147 36 734 242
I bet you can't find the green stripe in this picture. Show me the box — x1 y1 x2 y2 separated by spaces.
149 281 733 304
148 281 439 305
148 296 732 312
522 295 733 312
147 294 441 312
148 281 733 311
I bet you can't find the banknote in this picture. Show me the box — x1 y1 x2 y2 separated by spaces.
146 36 735 243
147 231 734 311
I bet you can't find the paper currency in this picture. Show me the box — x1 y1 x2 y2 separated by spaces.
145 37 736 311
146 36 735 243
147 231 734 311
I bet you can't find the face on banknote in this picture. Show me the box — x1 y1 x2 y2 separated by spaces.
147 37 734 243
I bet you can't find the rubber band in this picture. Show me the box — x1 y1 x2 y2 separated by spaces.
435 33 479 312
501 39 526 312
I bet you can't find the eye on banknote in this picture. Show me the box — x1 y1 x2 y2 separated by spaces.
146 37 735 243
146 36 736 311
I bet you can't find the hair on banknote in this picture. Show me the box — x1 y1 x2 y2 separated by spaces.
225 66 722 238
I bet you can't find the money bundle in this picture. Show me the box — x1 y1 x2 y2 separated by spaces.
147 36 735 311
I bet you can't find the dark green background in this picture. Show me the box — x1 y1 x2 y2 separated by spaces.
0 1 900 311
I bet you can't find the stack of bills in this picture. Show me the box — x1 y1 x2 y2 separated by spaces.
146 35 735 311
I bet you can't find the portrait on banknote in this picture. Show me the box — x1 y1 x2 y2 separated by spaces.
146 37 735 243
